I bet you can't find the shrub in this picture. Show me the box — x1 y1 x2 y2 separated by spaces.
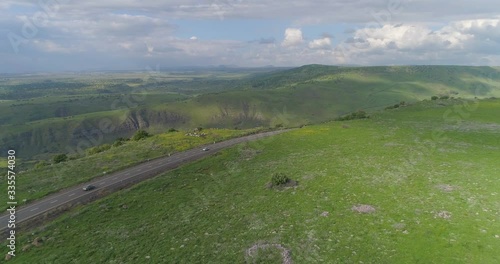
271 173 289 186
131 130 151 141
113 137 127 147
431 96 439 100
53 154 68 164
86 144 112 155
168 128 178 132
34 160 48 169
439 95 450 100
335 110 369 121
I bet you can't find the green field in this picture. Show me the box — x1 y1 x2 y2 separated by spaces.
2 65 500 163
7 98 500 263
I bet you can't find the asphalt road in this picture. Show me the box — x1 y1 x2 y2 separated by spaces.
0 129 291 233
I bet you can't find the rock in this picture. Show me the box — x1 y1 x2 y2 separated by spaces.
22 244 31 252
434 210 452 219
32 237 43 247
352 204 376 214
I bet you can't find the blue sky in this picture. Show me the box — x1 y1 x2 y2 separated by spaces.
1 0 500 72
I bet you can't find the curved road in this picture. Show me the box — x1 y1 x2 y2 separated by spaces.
0 129 291 233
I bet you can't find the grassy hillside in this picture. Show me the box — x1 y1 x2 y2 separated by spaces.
7 98 500 263
3 65 500 162
0 127 263 209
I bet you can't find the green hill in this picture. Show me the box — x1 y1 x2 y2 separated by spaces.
2 65 500 162
6 97 500 263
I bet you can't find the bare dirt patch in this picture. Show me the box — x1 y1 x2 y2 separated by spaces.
392 223 406 230
352 204 376 214
436 184 456 192
245 243 293 264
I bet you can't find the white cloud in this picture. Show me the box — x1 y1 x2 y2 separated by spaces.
346 23 474 53
32 39 79 53
190 36 198 40
308 37 331 49
333 18 500 65
282 28 303 47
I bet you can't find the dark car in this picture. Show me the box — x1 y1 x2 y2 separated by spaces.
202 147 210 151
82 185 96 191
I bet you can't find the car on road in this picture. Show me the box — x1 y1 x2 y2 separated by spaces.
82 185 96 191
202 147 210 151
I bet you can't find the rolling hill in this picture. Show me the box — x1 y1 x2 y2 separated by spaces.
2 65 500 162
5 97 500 263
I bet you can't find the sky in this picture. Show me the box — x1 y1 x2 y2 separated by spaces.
1 0 500 73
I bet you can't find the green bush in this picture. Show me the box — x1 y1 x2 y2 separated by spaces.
335 110 369 121
112 137 127 147
86 144 112 156
53 154 68 164
168 128 178 132
34 160 48 169
440 95 450 100
271 172 289 186
431 96 439 100
131 130 151 141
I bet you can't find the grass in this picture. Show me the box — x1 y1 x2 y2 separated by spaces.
5 98 500 263
3 65 500 162
0 127 263 209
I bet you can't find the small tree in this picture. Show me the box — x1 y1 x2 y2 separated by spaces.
271 172 289 186
131 130 151 141
431 96 439 100
53 154 68 164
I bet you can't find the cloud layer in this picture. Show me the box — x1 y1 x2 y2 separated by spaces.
1 0 500 72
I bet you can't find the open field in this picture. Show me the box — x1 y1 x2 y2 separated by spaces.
6 98 499 263
2 65 500 162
